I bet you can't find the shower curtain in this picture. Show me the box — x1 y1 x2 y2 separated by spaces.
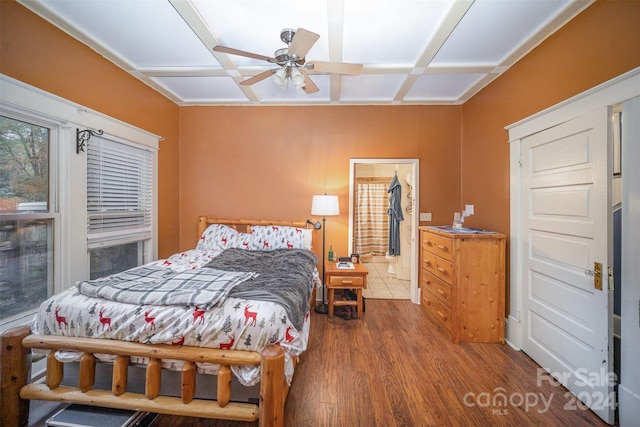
354 179 389 255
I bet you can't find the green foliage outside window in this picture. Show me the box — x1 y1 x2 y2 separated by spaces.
0 116 49 209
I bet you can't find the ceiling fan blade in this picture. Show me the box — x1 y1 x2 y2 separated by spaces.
306 61 363 75
213 45 276 63
299 68 319 94
240 70 274 86
287 28 319 60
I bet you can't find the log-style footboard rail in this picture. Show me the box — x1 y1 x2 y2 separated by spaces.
0 326 287 427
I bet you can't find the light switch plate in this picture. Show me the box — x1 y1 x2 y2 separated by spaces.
419 212 432 221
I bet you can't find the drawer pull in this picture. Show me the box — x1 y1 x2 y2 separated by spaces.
425 280 432 286
425 261 432 267
341 280 353 285
437 311 447 321
426 240 433 246
436 289 445 296
436 245 448 252
437 266 448 275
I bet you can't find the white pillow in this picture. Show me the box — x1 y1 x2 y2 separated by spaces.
250 225 312 250
196 224 253 251
197 223 312 252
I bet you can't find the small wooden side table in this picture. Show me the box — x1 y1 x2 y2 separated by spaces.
325 261 368 319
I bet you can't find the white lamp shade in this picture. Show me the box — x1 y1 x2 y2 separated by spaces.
290 68 305 88
311 194 340 216
272 68 288 88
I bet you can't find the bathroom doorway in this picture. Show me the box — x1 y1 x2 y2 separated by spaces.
348 158 419 303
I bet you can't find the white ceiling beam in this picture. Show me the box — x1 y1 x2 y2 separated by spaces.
330 74 342 102
133 76 185 104
168 0 229 68
140 64 496 78
326 0 346 102
168 0 259 102
393 0 475 102
139 67 227 78
456 73 502 103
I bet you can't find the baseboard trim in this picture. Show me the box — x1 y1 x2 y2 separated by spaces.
504 315 521 350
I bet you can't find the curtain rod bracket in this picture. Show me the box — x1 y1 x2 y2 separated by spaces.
76 128 103 154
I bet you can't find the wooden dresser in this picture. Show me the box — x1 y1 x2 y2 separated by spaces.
419 226 506 343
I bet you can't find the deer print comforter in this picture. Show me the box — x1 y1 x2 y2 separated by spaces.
30 248 316 386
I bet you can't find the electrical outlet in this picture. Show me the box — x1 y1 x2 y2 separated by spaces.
419 212 432 221
453 212 461 222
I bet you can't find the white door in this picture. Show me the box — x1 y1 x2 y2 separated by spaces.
519 106 614 423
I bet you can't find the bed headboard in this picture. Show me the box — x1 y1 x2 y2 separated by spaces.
197 216 321 260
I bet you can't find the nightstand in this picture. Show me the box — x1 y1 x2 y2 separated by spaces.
325 261 368 319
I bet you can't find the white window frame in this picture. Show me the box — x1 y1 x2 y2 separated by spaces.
0 74 160 333
0 109 61 330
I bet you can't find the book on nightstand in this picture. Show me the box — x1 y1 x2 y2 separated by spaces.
336 261 355 270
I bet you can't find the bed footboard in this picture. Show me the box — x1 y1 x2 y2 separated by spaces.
0 326 288 427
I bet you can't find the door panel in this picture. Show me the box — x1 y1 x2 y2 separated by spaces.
521 107 614 423
529 271 593 328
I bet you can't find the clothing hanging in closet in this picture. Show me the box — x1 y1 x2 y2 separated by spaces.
387 171 404 256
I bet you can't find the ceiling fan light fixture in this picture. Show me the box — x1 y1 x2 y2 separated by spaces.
272 67 288 89
290 68 305 88
215 27 361 95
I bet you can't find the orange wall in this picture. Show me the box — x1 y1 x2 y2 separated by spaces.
0 1 181 257
3 0 639 262
460 0 640 235
178 106 461 254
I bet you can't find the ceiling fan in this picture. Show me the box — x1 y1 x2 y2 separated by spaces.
213 28 363 94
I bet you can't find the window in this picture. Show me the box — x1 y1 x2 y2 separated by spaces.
0 75 159 333
0 115 55 323
87 135 152 279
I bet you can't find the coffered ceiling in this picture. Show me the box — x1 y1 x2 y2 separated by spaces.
19 0 593 106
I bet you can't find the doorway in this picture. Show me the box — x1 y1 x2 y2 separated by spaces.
348 158 420 304
507 69 640 425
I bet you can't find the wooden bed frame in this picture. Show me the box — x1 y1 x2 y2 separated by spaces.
0 216 319 427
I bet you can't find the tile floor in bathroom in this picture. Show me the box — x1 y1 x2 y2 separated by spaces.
361 256 411 300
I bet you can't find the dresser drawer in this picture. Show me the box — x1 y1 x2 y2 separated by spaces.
422 270 452 308
327 275 365 288
422 250 454 284
422 231 453 261
422 291 452 333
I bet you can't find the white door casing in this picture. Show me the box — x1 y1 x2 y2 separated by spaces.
518 107 614 423
618 96 640 427
347 158 420 304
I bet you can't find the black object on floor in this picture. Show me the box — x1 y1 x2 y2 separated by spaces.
344 289 365 312
46 404 158 427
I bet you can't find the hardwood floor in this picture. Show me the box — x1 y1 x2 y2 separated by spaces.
29 299 612 427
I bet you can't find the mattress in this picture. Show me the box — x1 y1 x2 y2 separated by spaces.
31 248 313 386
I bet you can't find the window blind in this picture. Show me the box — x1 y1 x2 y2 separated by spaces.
87 135 152 249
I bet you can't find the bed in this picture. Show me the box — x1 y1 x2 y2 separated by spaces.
0 216 320 427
